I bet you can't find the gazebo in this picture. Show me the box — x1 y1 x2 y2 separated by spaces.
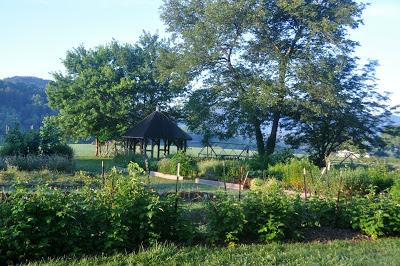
122 111 192 159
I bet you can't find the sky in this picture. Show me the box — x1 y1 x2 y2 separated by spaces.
0 0 399 106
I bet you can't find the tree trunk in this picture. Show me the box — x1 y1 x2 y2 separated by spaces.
265 111 280 155
95 136 99 157
253 118 265 156
265 56 287 156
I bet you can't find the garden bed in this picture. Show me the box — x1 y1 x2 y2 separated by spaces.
149 171 184 181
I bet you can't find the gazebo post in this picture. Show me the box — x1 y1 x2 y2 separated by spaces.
184 140 187 152
150 139 154 159
157 139 160 159
133 139 137 154
144 139 148 157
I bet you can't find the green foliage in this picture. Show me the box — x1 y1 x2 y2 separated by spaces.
161 0 365 156
345 191 400 239
0 127 34 156
268 158 319 190
0 172 186 264
113 153 157 171
207 193 246 245
379 125 400 157
0 126 73 159
242 189 302 242
46 33 185 148
197 159 243 182
247 149 294 171
0 77 52 142
157 152 197 177
390 179 400 200
286 57 390 167
3 155 75 172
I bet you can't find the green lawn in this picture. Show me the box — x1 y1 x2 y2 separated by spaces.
25 238 400 266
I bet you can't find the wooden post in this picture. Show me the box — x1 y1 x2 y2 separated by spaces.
145 159 149 174
223 160 227 192
163 139 167 156
157 139 160 159
101 160 105 186
175 163 181 212
335 170 343 225
239 166 243 201
150 140 154 159
303 167 307 200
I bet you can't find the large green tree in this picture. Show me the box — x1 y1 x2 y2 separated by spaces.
379 125 400 158
285 55 391 167
46 33 184 156
161 0 364 156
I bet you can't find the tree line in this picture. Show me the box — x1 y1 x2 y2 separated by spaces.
40 0 397 165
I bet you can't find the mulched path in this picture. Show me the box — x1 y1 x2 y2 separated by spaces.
302 227 371 242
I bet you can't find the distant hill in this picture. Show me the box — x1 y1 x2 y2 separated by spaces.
3 76 50 89
391 115 400 125
0 76 53 140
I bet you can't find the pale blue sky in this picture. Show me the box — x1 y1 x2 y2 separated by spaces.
0 0 399 106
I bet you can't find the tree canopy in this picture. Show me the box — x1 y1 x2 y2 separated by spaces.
285 55 391 166
46 33 185 155
160 0 366 157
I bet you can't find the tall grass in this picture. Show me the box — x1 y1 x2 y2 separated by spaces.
2 155 75 172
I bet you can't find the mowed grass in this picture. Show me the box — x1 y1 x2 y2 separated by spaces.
70 144 114 173
25 238 400 266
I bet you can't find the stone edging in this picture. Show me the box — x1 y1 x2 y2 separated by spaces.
195 178 242 190
149 171 184 181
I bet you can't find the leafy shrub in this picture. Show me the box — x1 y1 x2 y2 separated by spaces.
0 157 5 170
45 144 74 159
3 155 74 172
268 158 319 190
157 158 176 175
0 171 185 264
0 126 73 158
113 153 157 171
345 191 400 239
197 159 244 182
206 193 245 245
242 189 302 242
247 149 294 171
157 152 197 177
390 179 400 200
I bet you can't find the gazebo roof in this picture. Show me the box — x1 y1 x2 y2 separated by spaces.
123 111 192 140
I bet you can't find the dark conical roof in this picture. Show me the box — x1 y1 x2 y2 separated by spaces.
123 111 192 140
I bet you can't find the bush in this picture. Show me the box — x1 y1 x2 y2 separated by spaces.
206 193 245 245
46 144 74 159
113 153 157 171
0 157 5 170
344 191 400 239
242 189 302 242
268 158 319 190
197 159 244 182
0 125 73 158
157 152 197 177
390 179 400 200
0 171 186 264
